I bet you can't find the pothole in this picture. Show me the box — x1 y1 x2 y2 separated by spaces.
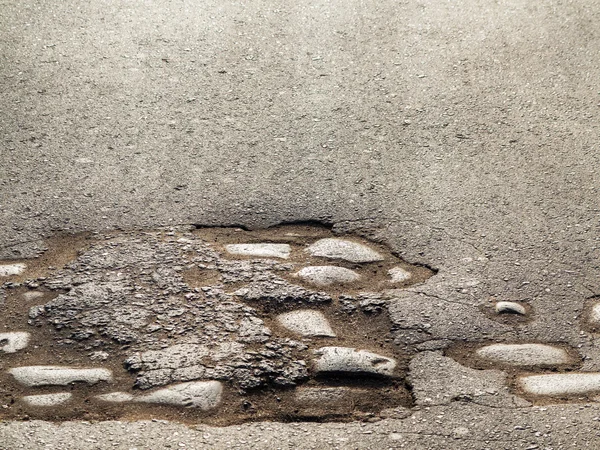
0 224 432 425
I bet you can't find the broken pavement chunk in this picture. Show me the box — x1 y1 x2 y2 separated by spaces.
306 239 384 263
313 347 397 376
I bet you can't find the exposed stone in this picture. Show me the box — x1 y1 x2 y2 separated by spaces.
495 301 526 315
409 351 531 408
313 347 397 377
225 243 291 259
306 239 384 263
590 303 600 324
28 305 45 319
0 263 26 276
94 392 134 403
22 291 45 301
296 266 360 286
388 267 412 283
0 332 30 353
476 343 573 366
22 393 72 407
276 310 336 337
9 366 113 386
518 373 600 396
137 381 223 409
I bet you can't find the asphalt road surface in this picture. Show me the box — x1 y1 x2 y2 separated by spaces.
1 0 600 448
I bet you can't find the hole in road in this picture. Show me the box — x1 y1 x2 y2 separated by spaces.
0 224 434 425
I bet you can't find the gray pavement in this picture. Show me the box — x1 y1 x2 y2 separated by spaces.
2 0 600 448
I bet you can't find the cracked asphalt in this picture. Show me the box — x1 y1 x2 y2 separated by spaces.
1 0 600 448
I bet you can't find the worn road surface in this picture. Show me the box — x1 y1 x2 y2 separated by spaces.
1 0 600 448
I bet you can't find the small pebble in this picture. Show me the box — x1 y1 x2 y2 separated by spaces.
388 267 412 283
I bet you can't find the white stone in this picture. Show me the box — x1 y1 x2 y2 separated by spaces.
22 393 72 407
313 347 396 376
388 267 412 283
495 301 526 315
295 386 366 404
225 243 291 259
296 266 360 286
0 263 26 276
9 366 113 386
476 343 572 366
519 373 600 396
137 381 223 410
590 303 600 324
276 310 336 337
0 332 30 353
23 291 45 301
306 239 384 263
95 392 134 403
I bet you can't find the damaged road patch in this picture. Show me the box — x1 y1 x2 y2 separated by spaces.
0 224 431 424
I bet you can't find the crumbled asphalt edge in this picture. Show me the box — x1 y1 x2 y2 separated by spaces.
24 228 320 391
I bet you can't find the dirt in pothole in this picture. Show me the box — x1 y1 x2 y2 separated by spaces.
0 224 431 425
